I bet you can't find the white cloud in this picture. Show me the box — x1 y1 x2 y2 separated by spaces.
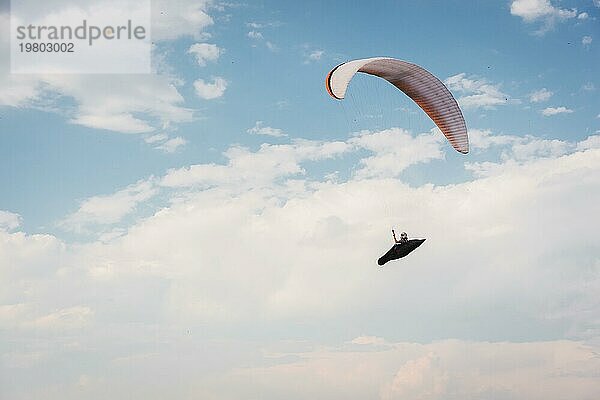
127 132 596 330
510 0 578 34
510 0 577 22
511 0 555 21
193 76 228 99
304 50 324 63
60 180 158 232
444 73 511 109
160 139 351 189
58 73 194 134
0 229 66 308
247 121 287 137
247 30 263 40
582 35 593 46
510 137 571 160
577 12 588 19
0 8 200 136
160 129 447 188
529 88 552 103
70 112 153 134
144 133 169 144
151 0 214 41
246 29 277 51
350 128 444 178
155 136 187 153
101 139 597 330
467 128 517 150
188 43 222 66
245 21 281 29
466 129 580 167
0 211 21 231
143 133 187 152
541 106 573 116
555 8 578 19
0 68 193 136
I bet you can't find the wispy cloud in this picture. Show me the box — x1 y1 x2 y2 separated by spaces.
245 21 282 29
541 106 573 116
247 29 278 52
60 179 158 232
304 50 324 64
144 133 169 144
529 88 552 103
265 41 278 52
247 121 287 137
144 133 187 153
193 77 228 99
445 73 511 109
156 136 187 153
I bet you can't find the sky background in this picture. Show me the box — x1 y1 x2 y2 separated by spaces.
1 0 599 399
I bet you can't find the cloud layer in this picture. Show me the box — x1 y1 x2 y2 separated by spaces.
2 126 599 398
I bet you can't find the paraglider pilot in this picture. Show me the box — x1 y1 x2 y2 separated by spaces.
378 230 425 266
392 229 408 244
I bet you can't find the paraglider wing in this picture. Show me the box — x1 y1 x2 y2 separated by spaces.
377 238 426 266
326 57 469 154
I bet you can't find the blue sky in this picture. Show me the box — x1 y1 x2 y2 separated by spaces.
2 0 598 233
1 1 600 399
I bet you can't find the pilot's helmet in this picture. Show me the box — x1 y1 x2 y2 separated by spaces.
400 232 408 239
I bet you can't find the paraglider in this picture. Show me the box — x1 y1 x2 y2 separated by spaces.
378 230 425 266
325 57 468 264
325 57 469 153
